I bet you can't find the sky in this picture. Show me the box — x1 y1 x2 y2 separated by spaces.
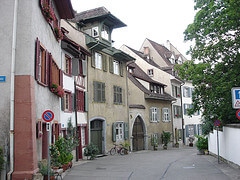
71 0 196 59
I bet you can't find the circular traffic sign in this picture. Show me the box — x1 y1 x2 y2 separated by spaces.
236 109 240 120
42 110 54 122
214 119 221 127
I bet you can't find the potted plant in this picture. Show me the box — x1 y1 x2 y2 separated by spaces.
188 136 195 147
42 3 55 22
84 144 99 160
161 131 171 149
39 160 54 180
151 135 158 151
123 141 130 154
195 135 208 155
49 144 61 169
50 82 64 97
54 26 63 40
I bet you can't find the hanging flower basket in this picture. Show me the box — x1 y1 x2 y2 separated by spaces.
42 3 55 22
54 27 63 40
50 82 64 98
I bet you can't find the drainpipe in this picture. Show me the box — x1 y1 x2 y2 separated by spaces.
8 0 18 179
74 81 78 161
180 82 185 145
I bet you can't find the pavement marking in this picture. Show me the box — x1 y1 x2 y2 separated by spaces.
128 171 134 180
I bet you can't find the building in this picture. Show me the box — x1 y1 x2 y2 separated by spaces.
72 7 135 154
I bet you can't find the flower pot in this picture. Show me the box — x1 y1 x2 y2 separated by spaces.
189 143 193 147
163 145 168 150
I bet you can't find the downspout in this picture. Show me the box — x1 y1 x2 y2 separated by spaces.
180 82 185 145
74 81 78 161
8 0 18 179
171 100 176 147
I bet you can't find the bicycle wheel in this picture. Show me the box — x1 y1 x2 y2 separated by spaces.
110 148 116 155
120 148 126 155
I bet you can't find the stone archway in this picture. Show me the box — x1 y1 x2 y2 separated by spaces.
132 116 147 151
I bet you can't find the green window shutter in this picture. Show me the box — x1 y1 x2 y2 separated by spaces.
162 108 165 121
185 125 189 137
82 60 87 76
120 61 124 77
91 51 96 68
93 81 97 102
61 96 65 111
113 86 117 104
102 55 107 72
84 91 88 112
121 88 124 105
102 83 106 102
149 107 153 122
157 108 160 122
124 122 129 140
112 123 116 142
109 57 113 73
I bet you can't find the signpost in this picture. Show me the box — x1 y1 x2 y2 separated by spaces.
214 119 221 164
42 110 54 180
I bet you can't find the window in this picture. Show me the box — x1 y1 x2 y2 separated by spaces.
65 55 71 75
150 84 164 94
172 85 181 98
162 108 170 122
114 86 123 104
93 81 105 103
76 89 84 112
92 26 99 37
183 87 193 98
150 107 160 122
95 52 102 69
113 60 119 75
116 122 124 141
173 105 182 118
101 25 109 40
62 91 72 112
35 38 49 85
148 69 154 76
81 126 86 146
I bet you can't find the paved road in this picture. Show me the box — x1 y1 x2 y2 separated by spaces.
63 147 240 180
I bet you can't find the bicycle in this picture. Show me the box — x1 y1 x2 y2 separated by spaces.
110 144 128 155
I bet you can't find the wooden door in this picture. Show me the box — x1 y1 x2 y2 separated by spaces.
132 117 144 151
90 120 103 154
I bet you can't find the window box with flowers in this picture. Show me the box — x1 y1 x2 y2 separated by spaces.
42 3 55 22
50 82 64 98
54 27 63 40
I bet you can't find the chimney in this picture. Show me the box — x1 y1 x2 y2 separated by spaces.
165 40 171 51
144 47 150 60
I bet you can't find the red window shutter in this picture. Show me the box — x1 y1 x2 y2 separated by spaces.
60 70 63 87
35 38 40 81
49 54 53 87
79 59 83 76
45 50 49 85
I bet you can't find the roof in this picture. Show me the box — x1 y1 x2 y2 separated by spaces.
128 72 176 102
73 7 126 29
55 0 75 19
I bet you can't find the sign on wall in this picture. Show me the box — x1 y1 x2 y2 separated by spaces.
231 87 240 109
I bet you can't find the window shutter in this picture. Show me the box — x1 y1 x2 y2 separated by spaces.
184 104 186 115
45 50 49 86
84 91 88 112
72 58 80 76
71 93 75 112
120 61 124 77
82 60 87 76
157 108 160 122
185 125 189 137
197 124 200 135
60 70 63 87
188 87 191 97
93 81 97 102
49 54 53 87
122 88 125 105
35 38 40 81
61 95 65 111
149 107 153 122
58 123 61 137
102 83 105 102
194 125 197 135
112 123 116 142
102 55 107 72
124 122 129 140
91 51 95 68
109 57 113 73
172 86 175 97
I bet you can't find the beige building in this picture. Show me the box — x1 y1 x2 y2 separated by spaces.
71 7 135 153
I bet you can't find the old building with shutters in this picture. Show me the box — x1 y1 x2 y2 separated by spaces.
71 7 135 153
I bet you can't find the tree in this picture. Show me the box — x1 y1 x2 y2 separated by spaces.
176 0 240 134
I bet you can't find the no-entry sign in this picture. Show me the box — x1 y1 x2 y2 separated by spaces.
42 110 54 122
236 109 240 120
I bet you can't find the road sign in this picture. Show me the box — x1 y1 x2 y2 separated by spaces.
231 87 240 109
42 110 54 122
214 119 221 127
236 109 240 120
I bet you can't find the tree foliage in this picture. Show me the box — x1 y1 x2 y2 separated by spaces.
176 0 240 134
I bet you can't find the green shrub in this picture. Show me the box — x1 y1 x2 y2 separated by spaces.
195 135 208 151
84 144 99 160
161 131 171 146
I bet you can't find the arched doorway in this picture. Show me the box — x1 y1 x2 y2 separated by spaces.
132 116 145 151
90 119 103 154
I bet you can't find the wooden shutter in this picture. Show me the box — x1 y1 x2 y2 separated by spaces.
109 57 113 73
71 93 75 112
93 81 97 102
60 70 63 87
49 54 53 87
124 122 129 140
72 58 80 76
162 108 166 122
122 88 125 105
84 91 88 112
149 107 153 122
197 124 200 135
185 125 189 137
91 51 95 68
45 50 49 86
172 85 175 97
82 60 87 76
112 123 116 142
61 95 65 111
194 125 197 135
102 54 107 72
119 61 123 77
184 104 186 115
157 108 160 122
102 83 105 102
35 38 40 80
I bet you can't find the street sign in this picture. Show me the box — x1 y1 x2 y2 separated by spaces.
231 87 240 109
214 119 221 127
236 109 240 120
42 110 54 122
0 76 6 82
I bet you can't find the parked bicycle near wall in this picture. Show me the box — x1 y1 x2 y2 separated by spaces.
110 144 128 155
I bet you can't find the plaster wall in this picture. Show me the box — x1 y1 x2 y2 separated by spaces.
208 125 240 166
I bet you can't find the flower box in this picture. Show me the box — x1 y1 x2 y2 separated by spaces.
50 83 64 98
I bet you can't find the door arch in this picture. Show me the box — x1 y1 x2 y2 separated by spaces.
132 115 147 151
